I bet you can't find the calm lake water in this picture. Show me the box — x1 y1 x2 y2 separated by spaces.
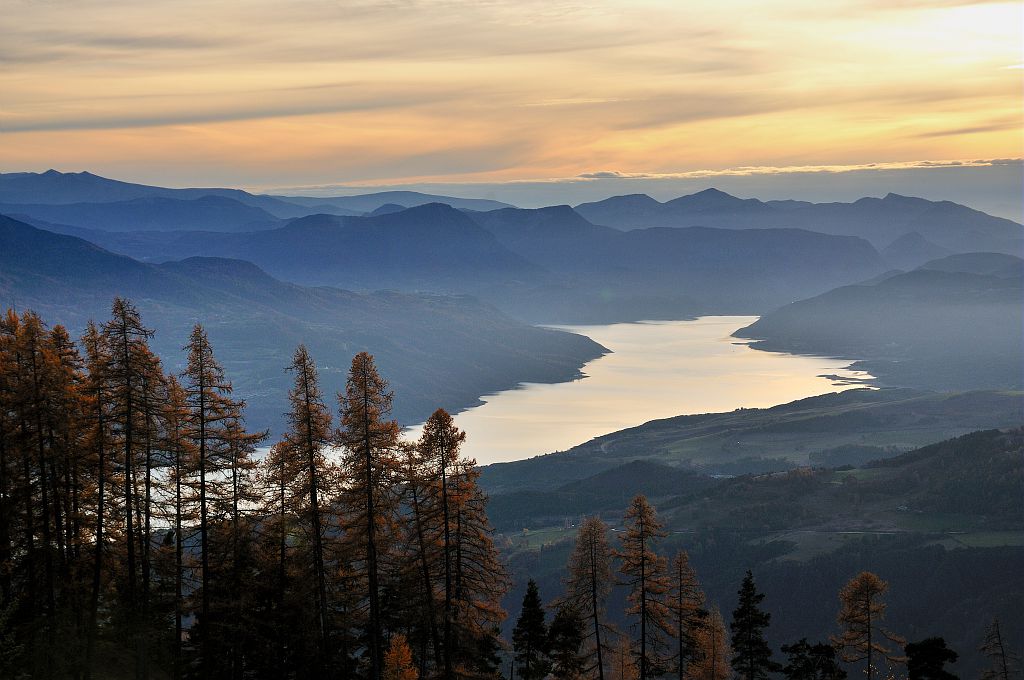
407 316 872 466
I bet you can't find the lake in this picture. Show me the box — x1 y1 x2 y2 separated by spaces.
407 316 872 465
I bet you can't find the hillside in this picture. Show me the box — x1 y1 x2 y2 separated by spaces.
735 255 1024 391
479 388 1024 494
576 189 1023 256
494 428 1024 678
0 214 604 431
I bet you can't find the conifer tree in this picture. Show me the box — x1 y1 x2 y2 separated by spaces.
730 570 780 680
420 409 506 679
687 607 731 680
181 323 261 677
563 516 614 679
832 572 905 680
549 605 587 679
384 634 420 680
337 351 401 680
417 408 467 679
612 637 639 680
80 320 113 679
667 550 706 680
781 639 846 680
980 619 1021 680
395 442 443 670
160 375 193 680
513 580 551 680
905 638 958 680
281 345 334 664
618 495 670 679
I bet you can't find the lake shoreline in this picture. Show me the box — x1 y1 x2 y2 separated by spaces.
407 316 873 465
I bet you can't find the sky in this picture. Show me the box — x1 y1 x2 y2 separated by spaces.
1 0 1021 214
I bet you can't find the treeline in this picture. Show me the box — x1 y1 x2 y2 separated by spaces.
0 299 507 679
510 496 1020 680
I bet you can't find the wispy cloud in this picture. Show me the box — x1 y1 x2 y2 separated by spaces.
576 158 1022 181
0 0 1018 189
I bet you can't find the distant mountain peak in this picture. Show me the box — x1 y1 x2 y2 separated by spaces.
665 187 754 210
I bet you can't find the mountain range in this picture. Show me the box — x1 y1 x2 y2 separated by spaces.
576 188 1023 255
17 201 893 323
0 170 509 219
0 213 604 431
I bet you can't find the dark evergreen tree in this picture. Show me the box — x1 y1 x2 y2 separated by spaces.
781 639 847 680
730 570 780 680
513 580 551 680
906 638 958 680
549 605 587 679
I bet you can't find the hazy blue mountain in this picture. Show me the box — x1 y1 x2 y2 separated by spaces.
0 170 512 219
881 231 951 270
1 195 282 232
0 213 604 431
368 203 409 216
918 251 1024 277
735 255 1024 390
576 189 1023 255
272 189 513 212
468 205 889 316
0 169 323 218
36 201 890 322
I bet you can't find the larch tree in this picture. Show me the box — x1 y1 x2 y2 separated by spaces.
395 441 443 671
612 636 639 680
563 516 614 680
513 579 550 680
337 351 401 680
416 408 506 678
730 570 780 680
80 320 114 680
101 297 168 680
618 495 670 680
384 633 419 680
980 619 1021 680
831 572 905 680
160 375 194 680
687 607 731 680
281 344 334 665
440 445 507 678
417 408 467 679
666 550 706 680
181 323 259 677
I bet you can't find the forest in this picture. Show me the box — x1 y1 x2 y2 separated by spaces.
0 300 1018 680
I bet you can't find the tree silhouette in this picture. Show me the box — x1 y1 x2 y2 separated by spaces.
906 637 958 680
513 579 550 680
563 515 614 679
730 570 780 680
781 639 846 680
618 495 670 679
831 572 905 680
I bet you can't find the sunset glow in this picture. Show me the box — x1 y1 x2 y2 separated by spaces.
1 0 1021 189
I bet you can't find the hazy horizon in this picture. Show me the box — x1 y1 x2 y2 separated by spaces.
6 160 1022 222
3 0 1020 216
